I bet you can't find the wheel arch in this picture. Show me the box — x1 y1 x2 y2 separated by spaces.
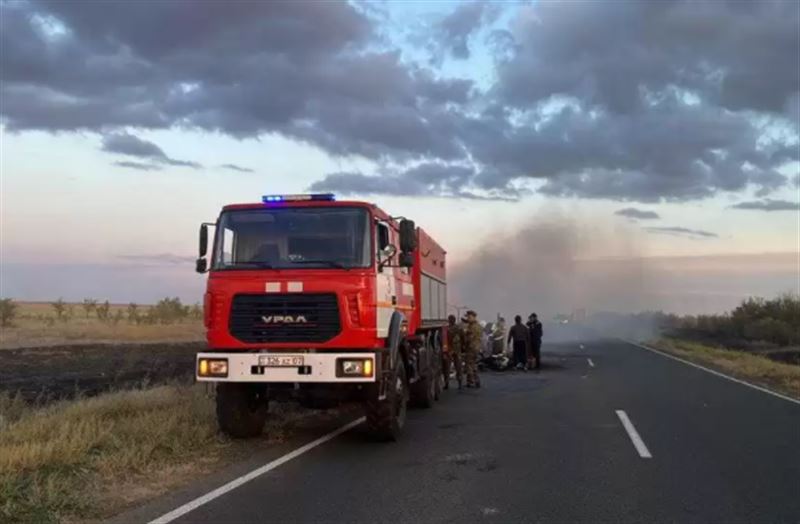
387 310 410 371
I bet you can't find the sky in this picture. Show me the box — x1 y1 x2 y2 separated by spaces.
1 0 799 314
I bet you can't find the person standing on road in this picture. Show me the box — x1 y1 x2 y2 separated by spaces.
527 313 544 370
507 315 531 370
464 310 483 388
444 314 465 389
492 317 506 355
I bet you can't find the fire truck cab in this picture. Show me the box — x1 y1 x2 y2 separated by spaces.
195 194 447 440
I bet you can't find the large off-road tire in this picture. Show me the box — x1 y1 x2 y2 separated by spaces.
411 334 439 408
366 358 408 441
433 332 444 401
411 372 436 408
216 383 268 438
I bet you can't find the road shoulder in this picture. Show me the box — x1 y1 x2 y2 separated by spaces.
624 338 800 403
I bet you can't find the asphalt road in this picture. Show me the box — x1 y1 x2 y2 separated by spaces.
137 338 800 524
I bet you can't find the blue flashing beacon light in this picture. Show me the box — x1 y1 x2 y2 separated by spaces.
262 193 335 204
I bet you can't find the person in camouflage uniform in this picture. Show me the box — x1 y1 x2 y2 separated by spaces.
444 314 465 389
464 310 482 388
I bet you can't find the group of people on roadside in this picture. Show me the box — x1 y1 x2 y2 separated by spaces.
507 313 543 370
443 310 545 389
443 310 482 389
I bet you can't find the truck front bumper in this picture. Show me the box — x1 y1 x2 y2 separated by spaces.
196 352 378 383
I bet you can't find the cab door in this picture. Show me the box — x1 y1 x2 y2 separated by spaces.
375 221 396 338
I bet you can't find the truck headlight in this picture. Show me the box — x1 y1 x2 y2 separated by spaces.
198 358 228 377
338 358 373 377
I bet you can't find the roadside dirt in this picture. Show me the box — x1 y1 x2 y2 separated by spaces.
0 342 204 401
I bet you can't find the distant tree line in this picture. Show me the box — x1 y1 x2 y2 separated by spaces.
592 293 799 348
671 293 799 347
0 297 203 327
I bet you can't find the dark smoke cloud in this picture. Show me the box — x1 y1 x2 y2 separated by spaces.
615 208 660 220
449 218 796 319
730 199 800 211
448 216 653 321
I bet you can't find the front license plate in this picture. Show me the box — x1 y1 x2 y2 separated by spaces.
259 355 305 367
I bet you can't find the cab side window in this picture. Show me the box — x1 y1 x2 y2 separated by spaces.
377 223 390 252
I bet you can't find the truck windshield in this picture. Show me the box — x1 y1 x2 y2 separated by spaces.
212 207 371 270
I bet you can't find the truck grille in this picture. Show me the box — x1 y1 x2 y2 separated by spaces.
229 293 341 344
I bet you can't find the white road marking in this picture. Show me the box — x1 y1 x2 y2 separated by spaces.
579 344 585 350
622 339 800 406
615 410 652 459
148 417 365 524
587 358 595 368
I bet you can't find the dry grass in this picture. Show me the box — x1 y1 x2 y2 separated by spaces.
0 385 224 523
1 302 204 350
0 384 325 523
648 337 800 400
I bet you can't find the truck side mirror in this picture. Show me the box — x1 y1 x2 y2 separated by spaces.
399 219 416 253
399 252 414 268
199 224 209 257
195 258 208 273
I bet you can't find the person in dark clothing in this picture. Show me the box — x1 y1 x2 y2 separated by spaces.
527 313 543 370
507 315 531 370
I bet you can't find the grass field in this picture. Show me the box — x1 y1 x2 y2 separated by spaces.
0 384 219 523
647 338 800 400
1 301 204 349
0 384 329 523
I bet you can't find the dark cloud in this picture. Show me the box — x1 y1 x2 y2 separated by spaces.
103 133 167 159
615 208 660 220
434 1 499 60
219 163 254 173
113 161 162 171
1 1 467 163
645 226 718 238
477 0 799 200
496 1 799 115
730 199 800 211
101 133 201 168
470 93 791 201
310 163 519 201
1 0 798 202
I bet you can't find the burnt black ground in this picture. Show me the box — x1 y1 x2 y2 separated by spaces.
0 342 202 401
124 338 800 523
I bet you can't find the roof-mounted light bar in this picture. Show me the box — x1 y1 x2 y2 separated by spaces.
262 193 335 203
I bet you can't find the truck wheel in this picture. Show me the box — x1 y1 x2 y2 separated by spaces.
433 334 444 401
411 371 436 408
433 364 444 401
216 383 268 438
366 358 408 441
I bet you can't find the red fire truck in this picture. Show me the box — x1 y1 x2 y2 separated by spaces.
195 193 448 440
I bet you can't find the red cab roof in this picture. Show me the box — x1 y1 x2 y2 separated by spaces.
222 200 376 212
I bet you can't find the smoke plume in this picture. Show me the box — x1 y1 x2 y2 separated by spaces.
448 215 798 322
448 215 650 322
